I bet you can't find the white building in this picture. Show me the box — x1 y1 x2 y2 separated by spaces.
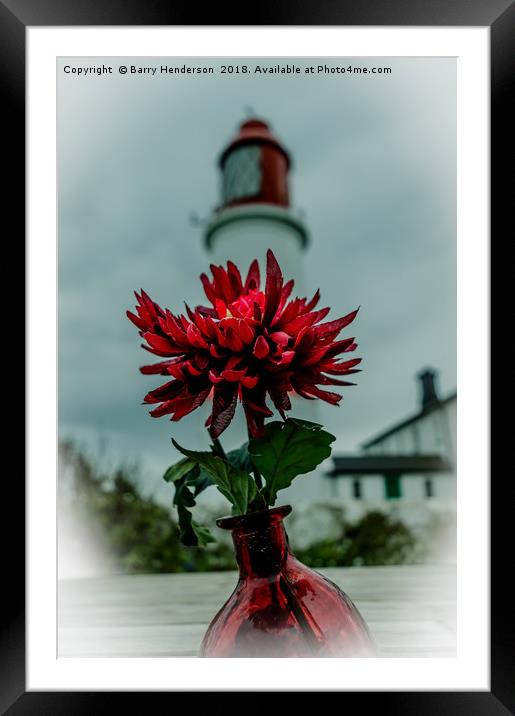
326 369 456 524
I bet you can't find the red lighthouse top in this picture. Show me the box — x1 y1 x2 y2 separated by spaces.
218 118 291 210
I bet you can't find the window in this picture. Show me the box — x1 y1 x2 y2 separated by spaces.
223 146 261 202
384 474 402 499
424 478 434 498
352 478 362 499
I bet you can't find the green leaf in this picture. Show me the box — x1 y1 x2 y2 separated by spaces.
165 459 215 547
172 439 256 515
226 443 254 473
163 458 198 483
164 457 214 497
190 519 215 545
177 503 215 546
173 474 196 508
248 418 336 506
191 467 215 497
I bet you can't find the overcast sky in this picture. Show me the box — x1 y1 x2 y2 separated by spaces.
58 57 456 501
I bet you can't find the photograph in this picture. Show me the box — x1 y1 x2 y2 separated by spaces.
1 0 504 704
57 55 457 659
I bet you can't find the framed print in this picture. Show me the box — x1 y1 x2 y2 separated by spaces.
3 0 511 711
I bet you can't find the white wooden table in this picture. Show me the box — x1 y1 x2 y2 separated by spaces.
58 564 456 658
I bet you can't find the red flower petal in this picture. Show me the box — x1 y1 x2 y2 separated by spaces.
195 352 210 370
293 327 315 352
149 400 178 418
184 361 203 377
215 299 227 319
210 264 234 304
320 337 357 359
271 279 295 324
244 259 260 291
315 308 359 338
322 357 362 374
220 368 248 382
143 332 179 356
263 249 283 323
299 385 343 404
253 335 270 359
227 260 243 295
303 288 321 313
269 331 290 347
240 375 259 389
209 343 226 359
223 354 244 371
273 297 303 327
144 379 185 404
269 387 292 419
200 273 216 305
301 346 332 366
126 310 147 331
195 304 217 318
186 324 208 349
167 363 186 380
139 360 178 375
231 327 246 352
282 307 330 335
241 387 273 437
170 387 212 421
241 395 274 416
273 350 295 367
238 319 255 346
321 376 357 386
210 384 238 438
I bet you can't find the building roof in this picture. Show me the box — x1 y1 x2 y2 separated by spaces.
328 454 453 477
361 391 457 449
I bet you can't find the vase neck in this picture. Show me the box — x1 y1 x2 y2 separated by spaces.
217 506 292 579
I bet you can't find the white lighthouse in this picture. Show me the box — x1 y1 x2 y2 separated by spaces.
203 118 333 504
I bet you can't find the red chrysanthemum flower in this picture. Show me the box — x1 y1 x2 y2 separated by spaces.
127 249 361 439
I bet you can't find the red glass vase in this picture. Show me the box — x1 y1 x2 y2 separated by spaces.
200 505 375 657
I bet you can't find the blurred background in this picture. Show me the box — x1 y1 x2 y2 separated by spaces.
58 57 456 578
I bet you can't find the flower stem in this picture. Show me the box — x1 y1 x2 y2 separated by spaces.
253 466 264 491
211 431 264 499
278 574 325 655
247 427 264 492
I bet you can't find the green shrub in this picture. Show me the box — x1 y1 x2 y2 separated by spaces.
296 510 418 567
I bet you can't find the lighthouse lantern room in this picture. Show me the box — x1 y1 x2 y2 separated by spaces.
204 118 308 283
219 118 290 208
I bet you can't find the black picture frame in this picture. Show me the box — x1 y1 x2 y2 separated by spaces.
4 0 510 712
